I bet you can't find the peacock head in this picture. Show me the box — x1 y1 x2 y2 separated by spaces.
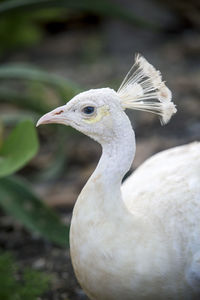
37 87 126 143
37 55 177 143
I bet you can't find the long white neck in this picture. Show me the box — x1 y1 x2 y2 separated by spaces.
95 114 135 184
84 113 135 216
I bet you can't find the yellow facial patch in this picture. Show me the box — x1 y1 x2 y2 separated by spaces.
83 106 110 124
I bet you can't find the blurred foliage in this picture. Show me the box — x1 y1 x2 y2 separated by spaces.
159 0 200 29
0 120 69 247
0 0 158 55
0 63 80 106
0 64 80 179
0 2 64 55
0 251 50 300
0 65 76 246
0 62 78 113
0 64 78 246
0 176 69 247
0 121 38 177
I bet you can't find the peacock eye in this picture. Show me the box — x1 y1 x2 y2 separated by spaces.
82 106 95 115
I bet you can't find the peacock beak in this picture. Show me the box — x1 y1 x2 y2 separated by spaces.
36 105 69 127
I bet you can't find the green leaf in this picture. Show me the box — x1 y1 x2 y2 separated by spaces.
0 252 18 299
0 86 52 114
0 112 39 126
18 268 50 300
0 176 69 247
0 251 50 300
0 64 80 100
0 120 39 177
0 0 158 29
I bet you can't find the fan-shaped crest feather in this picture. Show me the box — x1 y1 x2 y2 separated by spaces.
117 54 177 124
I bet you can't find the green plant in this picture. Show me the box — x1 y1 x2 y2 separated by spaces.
0 64 80 180
0 251 50 300
0 54 82 248
0 60 81 247
0 3 65 55
0 176 69 247
0 120 38 177
0 120 69 246
0 63 80 111
0 0 155 27
0 0 159 54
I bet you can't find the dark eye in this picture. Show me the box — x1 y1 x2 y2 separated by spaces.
82 106 95 115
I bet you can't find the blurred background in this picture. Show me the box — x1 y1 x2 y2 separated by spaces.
0 0 199 299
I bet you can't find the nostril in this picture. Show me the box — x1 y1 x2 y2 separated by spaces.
54 110 64 115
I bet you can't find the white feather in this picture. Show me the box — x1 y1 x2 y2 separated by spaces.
117 54 177 124
37 83 200 300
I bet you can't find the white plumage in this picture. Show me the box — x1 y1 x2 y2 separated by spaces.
117 54 176 125
37 55 200 300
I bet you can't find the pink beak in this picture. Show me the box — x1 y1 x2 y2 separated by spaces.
36 105 68 127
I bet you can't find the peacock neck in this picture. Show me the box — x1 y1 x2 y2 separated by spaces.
95 114 135 185
86 114 136 215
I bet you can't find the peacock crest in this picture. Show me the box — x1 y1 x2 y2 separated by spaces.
117 54 177 125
